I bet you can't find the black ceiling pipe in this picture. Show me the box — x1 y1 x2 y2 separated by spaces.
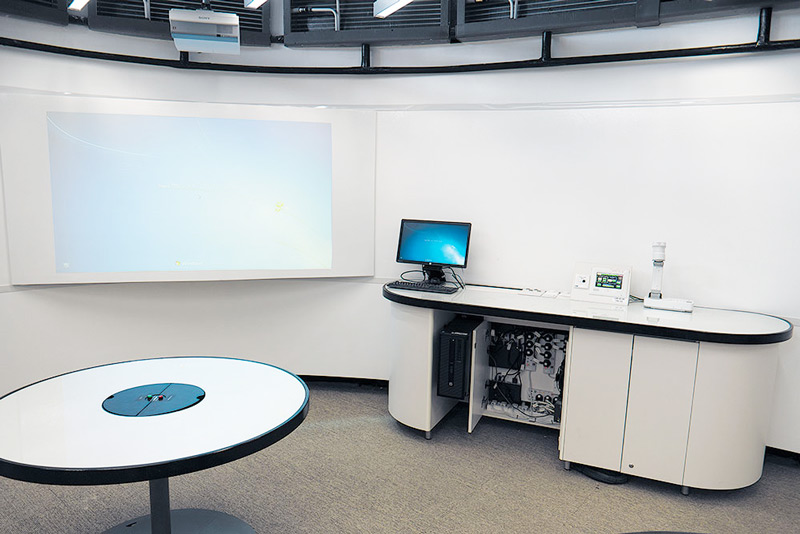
541 30 552 63
2 33 800 76
361 43 370 69
757 7 772 48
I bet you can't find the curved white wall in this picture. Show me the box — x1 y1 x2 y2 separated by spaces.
2 10 800 451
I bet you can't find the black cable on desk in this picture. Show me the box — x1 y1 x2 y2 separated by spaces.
465 283 524 291
444 266 465 289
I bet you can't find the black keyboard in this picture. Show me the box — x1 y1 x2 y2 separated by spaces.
386 280 459 294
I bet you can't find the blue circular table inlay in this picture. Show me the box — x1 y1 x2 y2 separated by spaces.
102 383 206 417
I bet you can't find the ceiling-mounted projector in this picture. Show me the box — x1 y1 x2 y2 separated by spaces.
169 9 240 55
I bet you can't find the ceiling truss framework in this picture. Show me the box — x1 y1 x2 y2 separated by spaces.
0 1 799 73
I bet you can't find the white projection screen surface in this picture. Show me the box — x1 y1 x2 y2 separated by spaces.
0 95 376 284
48 113 333 273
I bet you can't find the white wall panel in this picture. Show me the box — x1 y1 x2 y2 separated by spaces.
0 279 394 396
767 322 800 451
374 105 800 320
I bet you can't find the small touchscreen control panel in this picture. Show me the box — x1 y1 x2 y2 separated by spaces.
572 263 632 306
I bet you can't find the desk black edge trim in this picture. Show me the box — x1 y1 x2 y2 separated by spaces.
382 286 793 345
0 359 311 486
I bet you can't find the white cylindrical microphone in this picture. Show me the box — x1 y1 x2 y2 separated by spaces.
649 242 666 299
652 242 666 262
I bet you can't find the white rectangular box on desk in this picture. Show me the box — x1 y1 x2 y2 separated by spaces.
571 262 632 306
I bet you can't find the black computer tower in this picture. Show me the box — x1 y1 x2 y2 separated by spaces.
438 315 484 400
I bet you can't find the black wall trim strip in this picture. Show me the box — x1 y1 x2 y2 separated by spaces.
2 35 800 75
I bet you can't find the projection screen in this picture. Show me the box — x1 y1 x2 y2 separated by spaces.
0 95 375 284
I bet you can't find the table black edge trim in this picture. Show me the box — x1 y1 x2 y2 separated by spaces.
0 357 311 486
382 285 793 345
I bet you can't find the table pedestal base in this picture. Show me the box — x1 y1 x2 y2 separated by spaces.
104 508 255 534
103 478 254 534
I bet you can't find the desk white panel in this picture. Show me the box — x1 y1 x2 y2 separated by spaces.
386 304 456 432
683 343 778 490
559 328 633 471
621 337 698 485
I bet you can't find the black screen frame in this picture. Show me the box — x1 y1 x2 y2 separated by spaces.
395 219 472 269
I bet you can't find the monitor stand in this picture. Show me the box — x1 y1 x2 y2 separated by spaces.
423 265 446 284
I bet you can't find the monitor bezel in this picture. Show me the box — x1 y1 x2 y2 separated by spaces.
395 219 472 269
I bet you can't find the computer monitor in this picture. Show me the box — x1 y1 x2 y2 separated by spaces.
396 219 471 283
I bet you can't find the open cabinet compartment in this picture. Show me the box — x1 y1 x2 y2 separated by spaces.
466 319 569 433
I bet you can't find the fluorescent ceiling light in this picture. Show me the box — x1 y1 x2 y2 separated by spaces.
68 0 91 11
244 0 268 7
373 0 414 18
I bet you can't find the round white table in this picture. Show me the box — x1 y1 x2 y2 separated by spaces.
0 356 309 534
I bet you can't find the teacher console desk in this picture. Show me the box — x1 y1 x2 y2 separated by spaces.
383 284 792 494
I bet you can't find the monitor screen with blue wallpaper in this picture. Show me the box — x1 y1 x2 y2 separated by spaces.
396 220 471 268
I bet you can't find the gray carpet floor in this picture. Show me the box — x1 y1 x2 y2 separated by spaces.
1 380 799 534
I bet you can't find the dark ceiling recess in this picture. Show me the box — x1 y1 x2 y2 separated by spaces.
3 6 798 75
277 0 800 47
462 0 637 26
0 0 68 25
284 0 450 47
457 0 645 41
2 0 800 53
455 0 800 42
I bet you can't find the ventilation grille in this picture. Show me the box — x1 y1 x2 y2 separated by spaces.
94 0 266 32
0 0 67 24
23 0 60 7
290 0 442 33
464 0 635 24
95 0 146 19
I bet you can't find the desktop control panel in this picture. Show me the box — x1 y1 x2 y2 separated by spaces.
102 383 206 417
572 263 632 305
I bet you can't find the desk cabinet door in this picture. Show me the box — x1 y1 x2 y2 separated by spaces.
560 328 633 471
621 336 698 485
683 343 778 490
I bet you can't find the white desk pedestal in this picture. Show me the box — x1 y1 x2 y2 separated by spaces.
383 285 793 492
